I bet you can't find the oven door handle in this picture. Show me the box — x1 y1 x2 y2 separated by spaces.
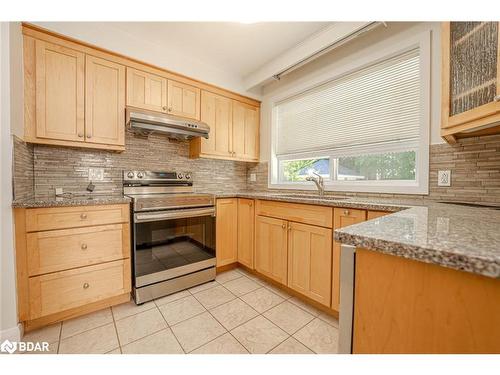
134 207 216 223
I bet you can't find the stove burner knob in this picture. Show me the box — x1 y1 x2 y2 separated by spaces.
177 172 184 179
137 172 144 179
127 171 135 178
185 173 191 180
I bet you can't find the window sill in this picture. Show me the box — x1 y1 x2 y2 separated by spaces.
268 182 429 195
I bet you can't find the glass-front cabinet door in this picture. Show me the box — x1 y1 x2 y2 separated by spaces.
441 22 500 142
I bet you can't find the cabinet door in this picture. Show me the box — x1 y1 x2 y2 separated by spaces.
237 199 255 269
288 222 332 306
197 90 232 157
167 80 201 120
232 100 259 161
85 56 125 146
126 67 167 113
367 210 390 220
255 215 288 284
216 199 238 267
442 22 500 130
35 40 85 142
332 208 366 311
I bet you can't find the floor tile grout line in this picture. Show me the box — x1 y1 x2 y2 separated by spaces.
59 313 115 342
120 326 172 353
159 300 208 330
112 301 157 322
155 306 186 355
261 299 317 336
265 333 293 354
56 322 62 354
110 307 124 354
202 307 250 354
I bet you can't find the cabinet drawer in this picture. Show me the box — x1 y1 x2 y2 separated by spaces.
27 224 130 276
28 259 131 319
25 204 129 232
256 200 333 228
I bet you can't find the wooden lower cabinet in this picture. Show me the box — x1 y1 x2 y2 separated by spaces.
287 222 332 306
255 215 288 284
353 248 500 353
216 198 238 267
14 203 131 328
332 208 366 311
237 199 255 269
29 259 130 320
367 210 390 220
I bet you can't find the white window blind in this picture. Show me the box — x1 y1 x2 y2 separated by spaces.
275 49 421 157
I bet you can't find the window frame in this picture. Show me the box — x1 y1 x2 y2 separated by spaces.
268 31 430 195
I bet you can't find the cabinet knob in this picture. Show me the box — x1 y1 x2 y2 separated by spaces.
86 134 92 139
494 95 500 102
288 225 292 231
282 223 286 229
249 202 253 206
162 106 167 111
81 243 87 250
83 282 90 289
168 107 172 112
343 210 350 216
80 213 87 219
77 132 84 138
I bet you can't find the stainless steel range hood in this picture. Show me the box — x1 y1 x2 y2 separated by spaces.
126 107 210 140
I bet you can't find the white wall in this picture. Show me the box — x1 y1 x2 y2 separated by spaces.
31 22 260 99
259 22 443 162
0 22 22 341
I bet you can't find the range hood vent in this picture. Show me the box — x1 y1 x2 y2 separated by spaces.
126 107 210 140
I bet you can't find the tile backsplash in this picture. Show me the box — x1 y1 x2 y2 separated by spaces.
14 131 248 199
13 133 500 203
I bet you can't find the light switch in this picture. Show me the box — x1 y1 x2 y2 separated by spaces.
88 168 104 181
438 170 451 187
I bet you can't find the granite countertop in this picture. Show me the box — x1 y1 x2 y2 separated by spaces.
219 191 500 279
12 195 131 208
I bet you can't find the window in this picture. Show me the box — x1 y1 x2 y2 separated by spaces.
271 45 429 194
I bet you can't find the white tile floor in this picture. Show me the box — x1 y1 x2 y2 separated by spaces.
22 268 339 354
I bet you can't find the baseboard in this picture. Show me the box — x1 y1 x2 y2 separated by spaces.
0 323 23 342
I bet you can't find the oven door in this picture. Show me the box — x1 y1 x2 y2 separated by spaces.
133 207 216 287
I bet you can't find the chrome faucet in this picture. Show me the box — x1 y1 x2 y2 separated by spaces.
306 172 325 197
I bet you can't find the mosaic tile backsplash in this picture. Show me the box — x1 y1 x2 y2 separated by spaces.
13 133 500 203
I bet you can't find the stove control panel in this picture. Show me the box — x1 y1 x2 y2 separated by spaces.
123 170 193 182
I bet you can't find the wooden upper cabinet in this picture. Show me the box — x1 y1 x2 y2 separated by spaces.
232 100 259 161
35 40 85 142
287 222 332 306
255 215 288 284
332 208 366 311
126 67 167 113
192 91 232 158
167 80 201 120
237 199 255 269
190 91 260 162
441 22 500 143
216 198 238 267
85 56 125 146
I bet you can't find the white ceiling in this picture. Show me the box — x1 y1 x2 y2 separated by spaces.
108 22 332 77
33 22 334 96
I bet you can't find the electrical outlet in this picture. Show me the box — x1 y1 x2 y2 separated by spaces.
438 170 451 187
88 168 104 181
250 173 257 182
55 187 63 195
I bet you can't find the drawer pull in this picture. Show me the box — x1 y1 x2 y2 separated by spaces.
282 223 286 229
343 210 350 216
83 282 90 289
80 213 87 219
81 243 88 250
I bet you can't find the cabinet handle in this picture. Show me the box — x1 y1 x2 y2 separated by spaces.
80 213 87 219
494 95 500 102
83 282 90 289
282 223 286 229
288 225 292 231
87 134 92 139
77 132 84 138
168 107 172 112
343 210 350 216
249 202 253 206
81 243 87 250
162 106 167 111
